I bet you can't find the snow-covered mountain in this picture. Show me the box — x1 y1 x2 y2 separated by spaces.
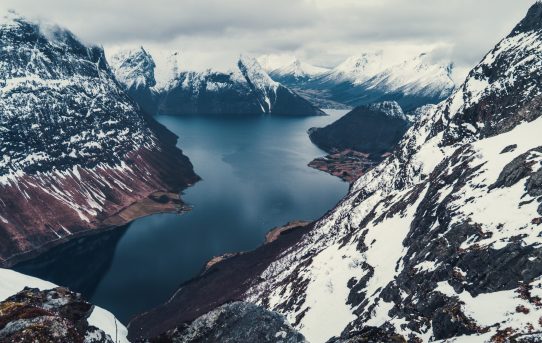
240 2 542 341
129 2 542 342
258 55 329 84
317 52 386 86
0 12 198 265
0 268 129 342
110 50 325 116
283 52 455 111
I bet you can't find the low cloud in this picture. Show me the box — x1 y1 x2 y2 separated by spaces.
0 0 537 80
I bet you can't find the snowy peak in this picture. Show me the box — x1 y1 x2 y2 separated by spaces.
369 101 406 120
511 0 542 35
435 0 542 146
109 46 156 89
327 51 386 84
363 52 455 98
269 57 329 80
237 55 278 90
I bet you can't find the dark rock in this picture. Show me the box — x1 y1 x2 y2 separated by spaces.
309 102 410 154
0 287 115 343
500 144 518 154
150 302 306 343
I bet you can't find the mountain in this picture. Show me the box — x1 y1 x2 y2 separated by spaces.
307 101 411 182
262 56 329 84
0 13 198 265
110 51 325 116
0 268 129 342
308 101 410 154
280 52 455 111
128 2 542 342
107 47 159 115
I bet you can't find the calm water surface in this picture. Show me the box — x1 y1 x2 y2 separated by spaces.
15 110 349 322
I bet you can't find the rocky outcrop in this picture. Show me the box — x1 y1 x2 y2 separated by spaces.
0 287 117 343
0 13 199 266
150 302 306 343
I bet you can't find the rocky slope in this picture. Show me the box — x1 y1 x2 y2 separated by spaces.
129 2 542 342
274 52 455 111
0 13 199 265
151 302 307 343
110 50 325 116
0 268 129 343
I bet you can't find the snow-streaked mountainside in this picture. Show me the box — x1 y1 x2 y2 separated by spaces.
110 50 324 116
0 268 129 343
319 52 386 86
258 55 329 84
278 51 455 111
234 2 542 342
0 12 198 264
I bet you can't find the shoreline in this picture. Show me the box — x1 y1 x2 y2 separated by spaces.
308 149 383 183
1 191 192 269
127 219 314 340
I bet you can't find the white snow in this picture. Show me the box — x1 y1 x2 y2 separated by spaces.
0 268 130 343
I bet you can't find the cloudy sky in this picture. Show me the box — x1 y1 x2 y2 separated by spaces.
0 0 537 82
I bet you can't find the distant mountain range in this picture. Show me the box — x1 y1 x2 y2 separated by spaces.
259 52 455 111
109 49 325 117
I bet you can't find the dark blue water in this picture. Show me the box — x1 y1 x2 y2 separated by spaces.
15 110 349 323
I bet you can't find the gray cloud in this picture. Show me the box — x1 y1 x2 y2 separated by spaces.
0 0 537 80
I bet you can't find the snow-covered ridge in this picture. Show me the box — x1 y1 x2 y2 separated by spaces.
108 47 156 90
362 53 454 99
369 101 406 120
242 2 542 342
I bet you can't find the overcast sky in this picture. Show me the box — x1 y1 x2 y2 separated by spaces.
0 0 537 82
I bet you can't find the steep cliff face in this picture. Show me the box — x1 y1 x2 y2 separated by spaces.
128 3 542 342
110 51 325 116
0 13 198 265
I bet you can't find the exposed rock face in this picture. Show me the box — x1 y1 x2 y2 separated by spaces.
110 51 325 116
0 287 117 343
150 302 306 343
0 13 199 265
129 3 542 342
